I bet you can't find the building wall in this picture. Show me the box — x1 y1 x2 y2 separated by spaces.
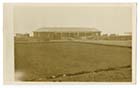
33 31 101 40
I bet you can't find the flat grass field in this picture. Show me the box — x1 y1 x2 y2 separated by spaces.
15 41 132 82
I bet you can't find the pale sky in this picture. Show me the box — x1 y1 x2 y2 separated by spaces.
13 4 133 35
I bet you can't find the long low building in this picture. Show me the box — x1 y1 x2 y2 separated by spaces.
33 27 101 40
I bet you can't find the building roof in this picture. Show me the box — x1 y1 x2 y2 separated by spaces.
34 27 100 32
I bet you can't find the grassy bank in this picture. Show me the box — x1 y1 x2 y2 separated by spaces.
15 42 132 82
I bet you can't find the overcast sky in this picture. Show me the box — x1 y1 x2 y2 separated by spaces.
14 4 133 35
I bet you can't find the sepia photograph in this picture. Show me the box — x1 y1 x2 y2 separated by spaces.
3 3 136 83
